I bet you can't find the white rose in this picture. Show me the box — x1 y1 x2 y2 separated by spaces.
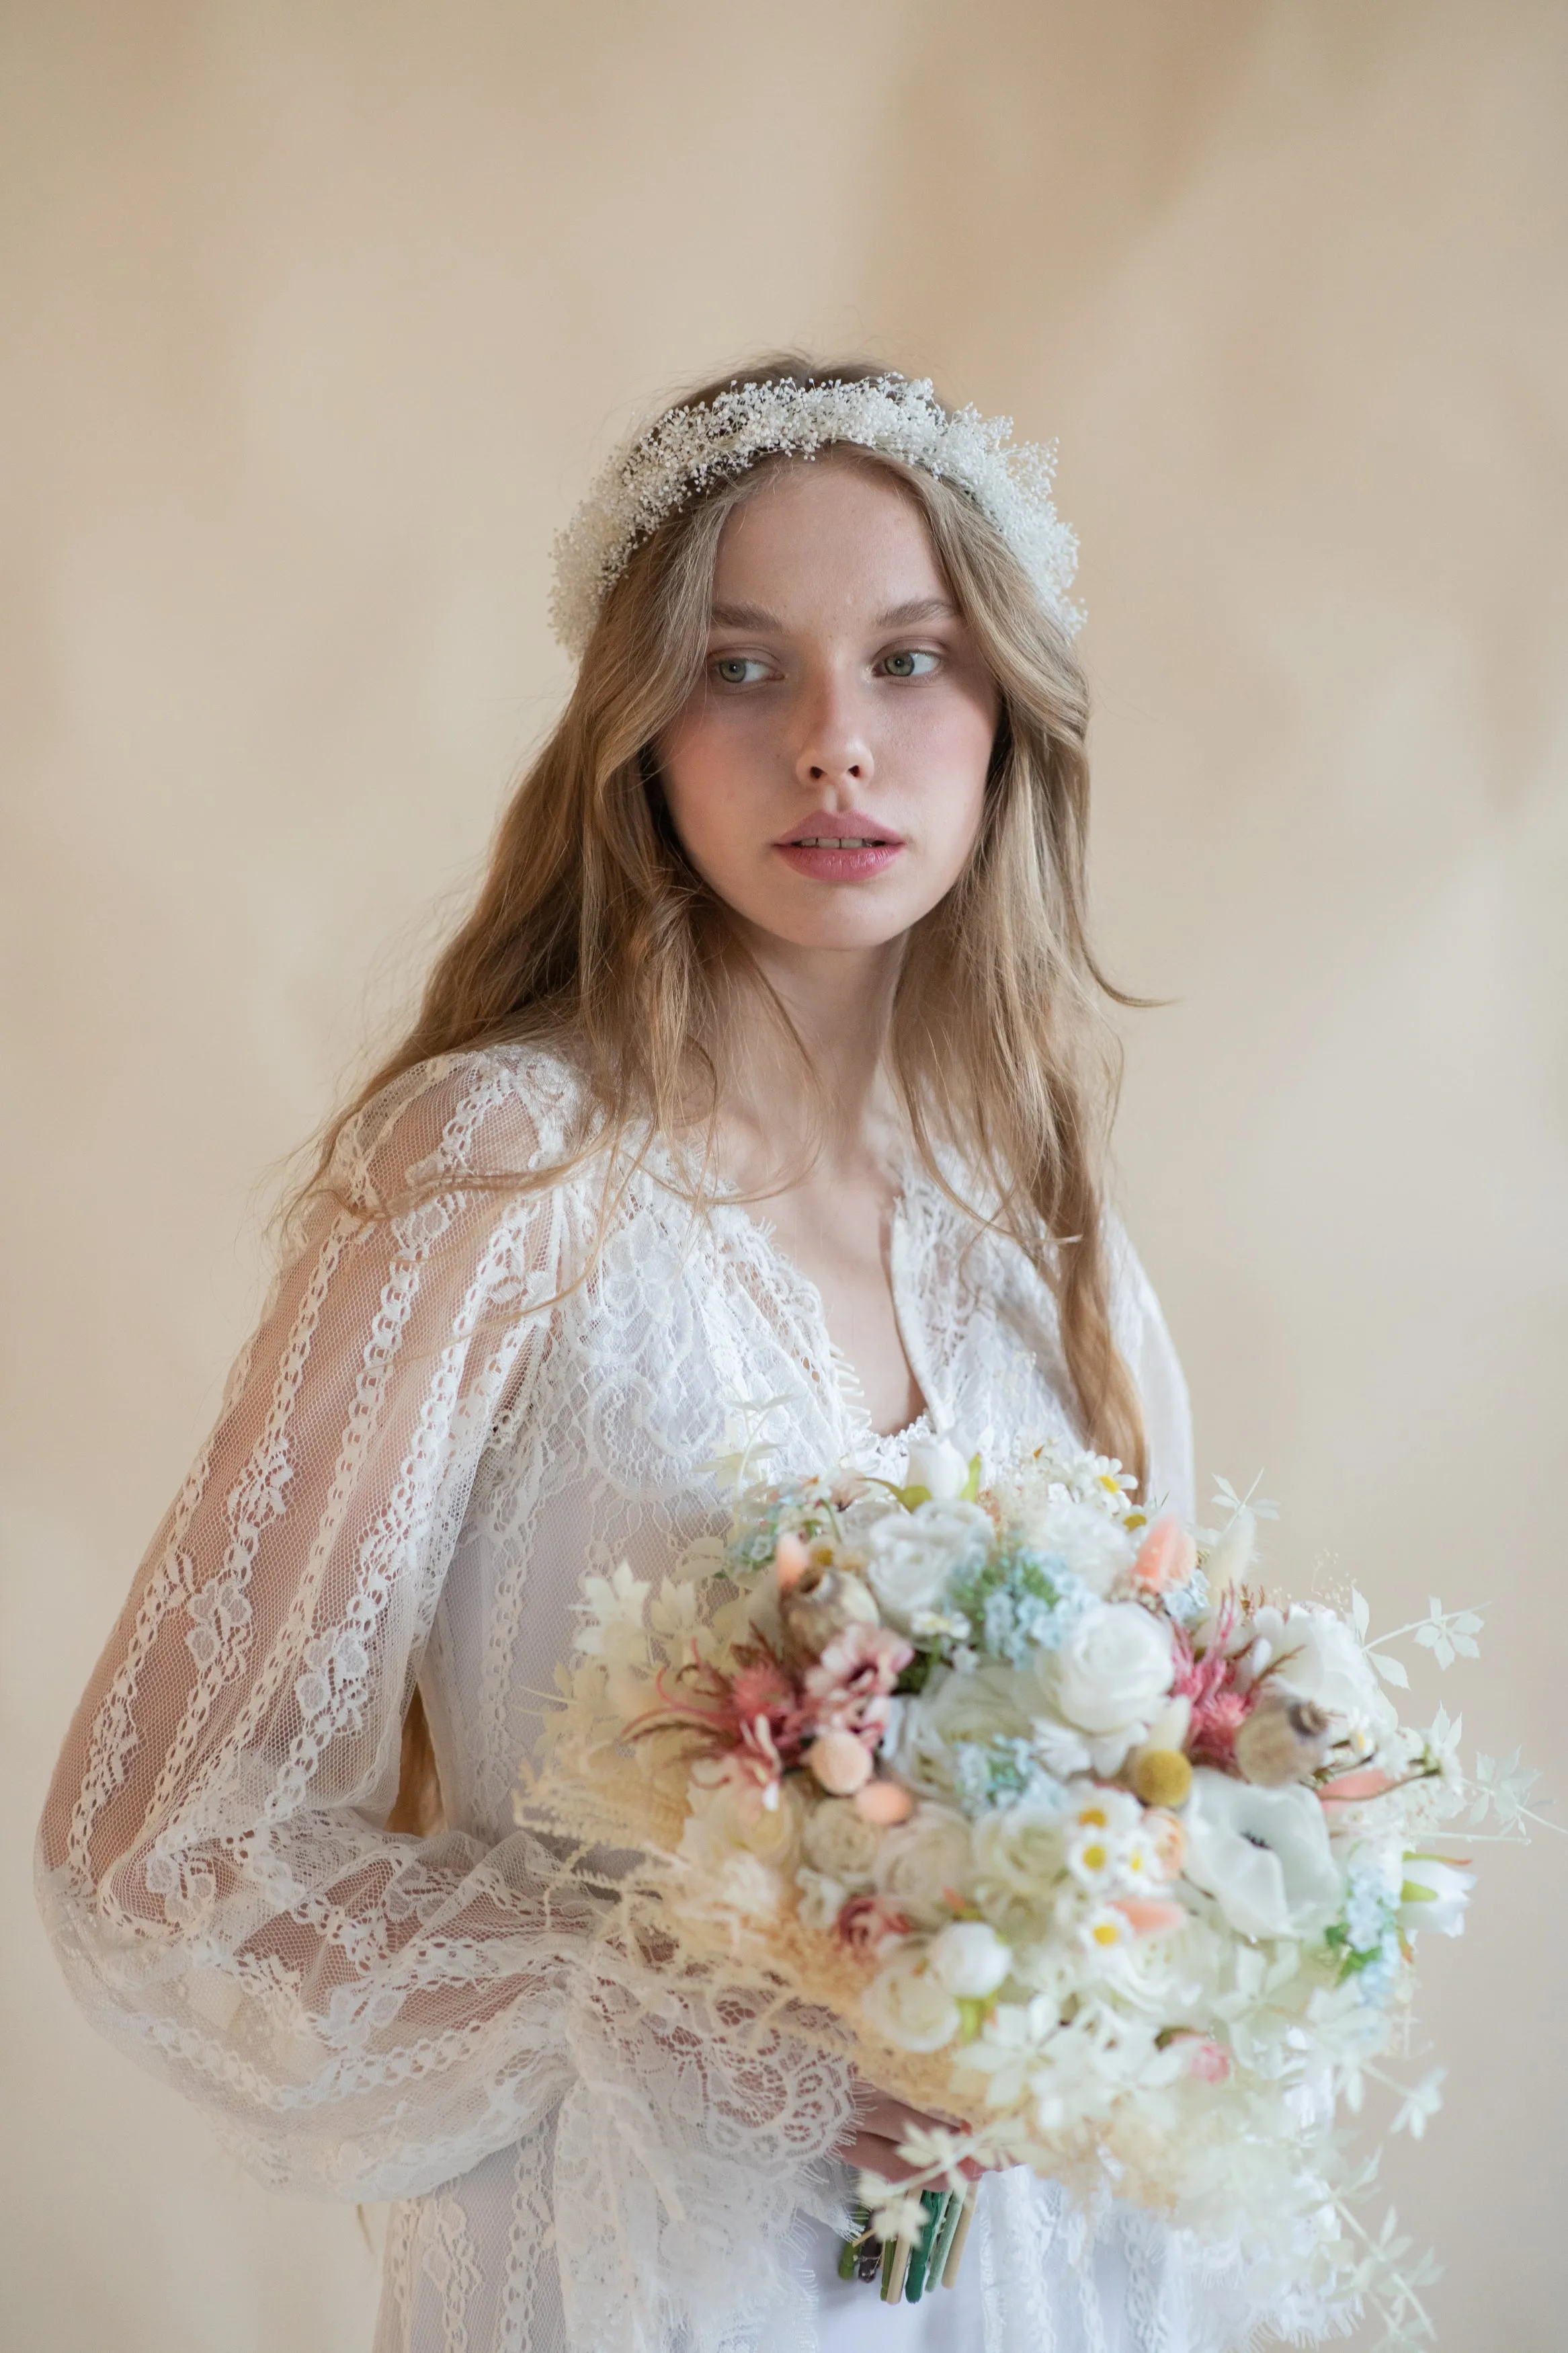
972 1798 1069 1921
802 1797 881 1886
1029 1716 1094 1778
835 1488 903 1552
679 1776 802 1879
1272 1607 1399 1742
872 1804 975 1926
886 1661 1032 1796
862 1946 963 2053
1045 1602 1175 1739
1012 1493 1137 1599
1182 1767 1344 1941
927 1919 1012 1998
905 1435 973 1502
865 1499 993 1628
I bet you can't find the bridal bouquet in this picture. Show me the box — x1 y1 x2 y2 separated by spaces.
530 1421 1547 2346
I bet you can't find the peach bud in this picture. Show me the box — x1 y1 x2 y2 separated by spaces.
854 1778 915 1826
1132 1516 1197 1595
806 1730 874 1795
1143 1808 1188 1880
1112 1897 1187 1940
1319 1767 1397 1806
774 1531 811 1592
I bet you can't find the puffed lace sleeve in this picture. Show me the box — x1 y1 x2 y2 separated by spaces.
1106 1214 1196 1521
34 1050 587 2199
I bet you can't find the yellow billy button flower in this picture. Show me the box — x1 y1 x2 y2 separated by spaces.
1132 1748 1194 1808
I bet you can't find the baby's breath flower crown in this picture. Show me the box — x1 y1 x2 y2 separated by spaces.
549 371 1083 657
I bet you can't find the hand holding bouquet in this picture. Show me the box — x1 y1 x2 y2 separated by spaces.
530 1425 1551 2345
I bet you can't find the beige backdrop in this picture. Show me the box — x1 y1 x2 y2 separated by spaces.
4 4 1565 2348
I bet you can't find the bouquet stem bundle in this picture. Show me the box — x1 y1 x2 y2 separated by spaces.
836 2184 977 2303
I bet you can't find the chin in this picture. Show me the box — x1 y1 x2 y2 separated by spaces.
748 908 925 953
727 875 952 953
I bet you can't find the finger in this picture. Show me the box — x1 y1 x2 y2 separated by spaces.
841 2130 987 2188
839 2130 926 2184
855 2104 977 2158
856 2093 946 2134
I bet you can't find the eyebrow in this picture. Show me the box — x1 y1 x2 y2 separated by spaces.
708 600 782 631
707 595 960 632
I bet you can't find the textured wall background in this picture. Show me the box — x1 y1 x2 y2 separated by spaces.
4 5 1565 2346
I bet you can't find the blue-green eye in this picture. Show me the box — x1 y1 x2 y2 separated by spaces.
882 649 939 678
712 655 770 686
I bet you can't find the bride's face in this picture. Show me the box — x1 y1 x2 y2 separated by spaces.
657 458 999 956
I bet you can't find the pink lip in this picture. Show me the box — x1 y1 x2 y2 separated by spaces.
773 810 905 883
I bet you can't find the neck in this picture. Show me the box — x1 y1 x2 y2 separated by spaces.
717 929 905 1184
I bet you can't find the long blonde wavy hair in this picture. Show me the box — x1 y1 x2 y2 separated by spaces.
339 356 1148 1830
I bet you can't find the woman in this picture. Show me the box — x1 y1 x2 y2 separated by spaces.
38 360 1240 2353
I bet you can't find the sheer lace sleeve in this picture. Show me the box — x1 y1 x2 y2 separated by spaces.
34 1051 590 2199
1107 1217 1196 1521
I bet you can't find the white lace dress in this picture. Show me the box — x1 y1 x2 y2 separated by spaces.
37 1043 1271 2353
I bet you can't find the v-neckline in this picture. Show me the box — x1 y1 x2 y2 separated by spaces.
707 1186 935 1447
635 1127 947 1445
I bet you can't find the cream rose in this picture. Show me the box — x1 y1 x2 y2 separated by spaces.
802 1796 881 1886
861 1946 962 2053
865 1499 993 1628
872 1804 975 1926
1044 1602 1175 1741
679 1775 802 1878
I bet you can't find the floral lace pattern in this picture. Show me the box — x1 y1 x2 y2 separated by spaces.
33 1042 1296 2353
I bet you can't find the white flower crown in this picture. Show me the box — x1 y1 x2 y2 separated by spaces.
548 371 1083 657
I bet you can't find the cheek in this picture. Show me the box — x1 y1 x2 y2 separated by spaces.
903 697 994 861
657 708 743 865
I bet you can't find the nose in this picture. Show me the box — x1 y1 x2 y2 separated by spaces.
794 674 874 806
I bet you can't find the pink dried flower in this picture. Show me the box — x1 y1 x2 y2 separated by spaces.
729 1658 811 1783
1170 1607 1259 1768
636 1645 810 1804
802 1622 912 1743
834 1892 911 1960
695 1751 782 1812
1189 1691 1251 1767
